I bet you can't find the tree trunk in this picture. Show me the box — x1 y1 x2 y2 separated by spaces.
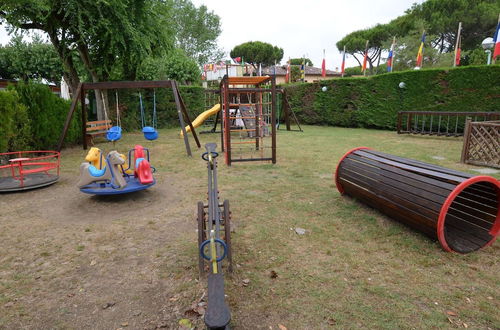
46 28 80 95
76 41 107 120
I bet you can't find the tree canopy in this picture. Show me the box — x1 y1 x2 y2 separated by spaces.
0 0 222 92
289 58 313 66
170 0 224 65
0 34 64 84
230 41 284 70
337 0 500 72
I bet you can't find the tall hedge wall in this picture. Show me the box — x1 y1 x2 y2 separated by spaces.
283 65 500 129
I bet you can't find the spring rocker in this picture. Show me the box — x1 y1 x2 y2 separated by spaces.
197 143 232 329
85 146 133 174
78 145 155 195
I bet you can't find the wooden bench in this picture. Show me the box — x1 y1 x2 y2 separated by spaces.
86 120 112 146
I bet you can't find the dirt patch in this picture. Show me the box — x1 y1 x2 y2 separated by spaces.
0 169 203 329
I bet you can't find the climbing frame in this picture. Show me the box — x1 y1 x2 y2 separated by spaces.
219 76 277 165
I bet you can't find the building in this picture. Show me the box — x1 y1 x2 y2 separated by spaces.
261 66 341 84
202 63 341 85
0 79 62 96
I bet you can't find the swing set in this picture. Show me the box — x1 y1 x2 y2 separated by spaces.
57 80 201 156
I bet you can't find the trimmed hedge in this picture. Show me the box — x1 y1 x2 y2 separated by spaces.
0 82 80 152
283 65 500 130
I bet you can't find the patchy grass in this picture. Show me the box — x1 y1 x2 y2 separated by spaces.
0 125 498 329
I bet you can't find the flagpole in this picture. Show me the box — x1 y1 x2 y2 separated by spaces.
391 36 396 72
453 22 462 67
342 45 346 78
494 13 500 64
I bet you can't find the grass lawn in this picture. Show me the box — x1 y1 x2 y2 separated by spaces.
1 125 498 329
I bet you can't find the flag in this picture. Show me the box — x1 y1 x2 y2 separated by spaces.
361 40 369 74
321 49 326 77
493 17 500 61
285 58 290 83
300 57 305 81
455 36 461 66
387 37 395 72
416 31 426 68
341 46 346 77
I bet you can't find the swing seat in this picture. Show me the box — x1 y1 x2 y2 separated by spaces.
107 126 122 142
142 126 158 140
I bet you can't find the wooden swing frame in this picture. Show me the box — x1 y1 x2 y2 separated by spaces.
57 80 201 156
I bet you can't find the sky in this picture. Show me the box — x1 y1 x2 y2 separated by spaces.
192 0 424 69
0 0 424 70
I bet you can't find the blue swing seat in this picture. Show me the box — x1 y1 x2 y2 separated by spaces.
107 126 122 142
142 126 158 140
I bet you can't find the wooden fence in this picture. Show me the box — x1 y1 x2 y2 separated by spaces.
461 119 500 168
397 111 500 136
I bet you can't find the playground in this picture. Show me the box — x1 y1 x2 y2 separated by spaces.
1 125 498 329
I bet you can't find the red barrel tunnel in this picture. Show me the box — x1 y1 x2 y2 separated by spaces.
335 147 500 254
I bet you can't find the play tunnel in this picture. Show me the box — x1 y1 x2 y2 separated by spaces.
335 147 500 253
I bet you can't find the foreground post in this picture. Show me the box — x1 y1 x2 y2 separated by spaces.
197 143 232 329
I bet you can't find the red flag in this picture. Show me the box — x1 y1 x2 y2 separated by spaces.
321 50 326 77
493 19 500 60
455 45 461 66
361 40 369 74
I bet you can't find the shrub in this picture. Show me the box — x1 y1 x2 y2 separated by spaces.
11 82 79 149
0 89 31 151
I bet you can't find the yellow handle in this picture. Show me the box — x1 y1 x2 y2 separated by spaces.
209 230 218 274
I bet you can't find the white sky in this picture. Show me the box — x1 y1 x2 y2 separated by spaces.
1 0 424 69
192 0 424 69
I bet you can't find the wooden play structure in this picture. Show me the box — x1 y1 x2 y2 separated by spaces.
335 147 500 254
219 75 277 165
278 89 303 132
397 111 500 136
461 118 500 169
57 80 201 156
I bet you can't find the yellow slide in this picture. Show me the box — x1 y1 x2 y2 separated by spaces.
180 104 221 136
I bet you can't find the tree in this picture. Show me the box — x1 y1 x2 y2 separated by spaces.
290 58 313 66
336 22 399 74
0 0 174 94
170 0 223 65
410 0 500 52
337 0 499 73
230 41 284 71
0 34 64 84
137 49 201 85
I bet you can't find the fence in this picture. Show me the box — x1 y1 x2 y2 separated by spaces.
397 111 500 136
461 119 500 169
